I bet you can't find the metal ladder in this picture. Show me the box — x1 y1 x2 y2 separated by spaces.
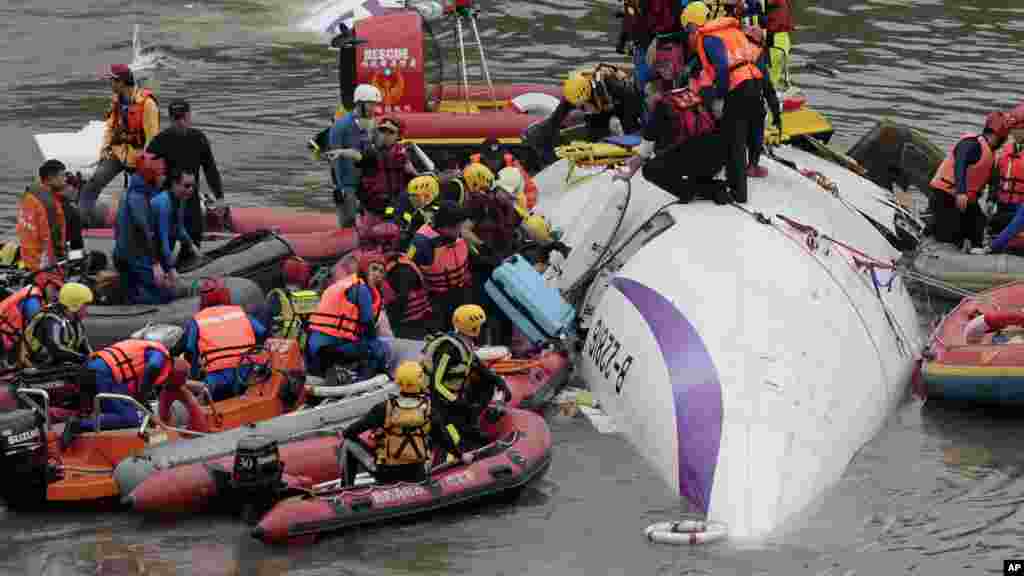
446 2 497 112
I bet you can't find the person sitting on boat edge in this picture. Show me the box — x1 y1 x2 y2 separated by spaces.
327 84 381 228
19 282 93 370
173 296 270 402
62 336 183 448
976 117 1024 255
929 112 1009 252
0 274 63 366
407 201 473 333
305 252 390 381
145 98 224 255
148 169 201 300
422 305 512 464
355 116 416 231
522 64 644 169
79 64 160 227
338 361 446 487
17 160 74 277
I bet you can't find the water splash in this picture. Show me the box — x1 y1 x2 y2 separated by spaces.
128 24 176 80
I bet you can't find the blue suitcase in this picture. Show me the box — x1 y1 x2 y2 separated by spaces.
484 254 576 345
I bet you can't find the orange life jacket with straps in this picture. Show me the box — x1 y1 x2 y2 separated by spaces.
929 134 994 202
92 339 171 394
694 18 764 93
997 145 1024 205
375 395 431 466
110 89 157 149
308 274 382 341
415 225 471 294
380 255 432 323
193 305 256 373
0 285 43 351
656 88 717 147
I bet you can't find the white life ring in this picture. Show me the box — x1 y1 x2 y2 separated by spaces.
476 346 512 362
644 520 727 545
510 93 561 116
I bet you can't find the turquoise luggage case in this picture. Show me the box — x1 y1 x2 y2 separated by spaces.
484 254 576 345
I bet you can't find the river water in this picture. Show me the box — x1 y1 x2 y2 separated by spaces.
1 0 1023 574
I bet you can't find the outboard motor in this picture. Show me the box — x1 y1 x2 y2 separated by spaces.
0 407 53 506
231 434 286 524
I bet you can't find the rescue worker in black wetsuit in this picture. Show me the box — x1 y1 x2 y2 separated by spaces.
386 175 440 252
145 99 224 256
19 282 93 369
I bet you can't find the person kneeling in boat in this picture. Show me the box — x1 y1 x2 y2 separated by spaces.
0 275 62 366
61 336 183 447
306 253 390 381
150 169 200 291
422 305 512 461
522 65 644 168
19 282 93 370
407 201 473 333
387 175 440 252
338 361 444 486
978 116 1024 255
928 112 1009 252
614 84 727 202
174 297 270 402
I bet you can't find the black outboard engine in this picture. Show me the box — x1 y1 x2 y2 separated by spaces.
0 408 52 506
231 434 286 524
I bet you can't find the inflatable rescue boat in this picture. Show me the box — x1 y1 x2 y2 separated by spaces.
533 138 923 541
921 282 1024 405
251 406 551 545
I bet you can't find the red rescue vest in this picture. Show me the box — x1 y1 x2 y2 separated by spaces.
997 146 1024 205
309 274 382 341
416 225 470 294
194 305 257 373
929 134 995 202
93 339 171 394
0 285 42 350
361 144 410 214
380 255 432 323
657 88 717 146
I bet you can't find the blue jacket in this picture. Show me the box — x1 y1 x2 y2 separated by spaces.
329 112 371 191
114 174 161 264
79 348 169 432
151 190 193 271
180 314 268 380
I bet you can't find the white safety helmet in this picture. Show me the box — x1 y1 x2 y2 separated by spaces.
353 84 383 104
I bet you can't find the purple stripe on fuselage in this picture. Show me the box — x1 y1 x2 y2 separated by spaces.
612 277 723 513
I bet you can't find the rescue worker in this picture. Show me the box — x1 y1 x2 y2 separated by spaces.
468 138 538 211
685 1 765 204
615 85 726 202
386 174 440 252
113 152 174 305
305 253 390 380
338 361 439 486
145 99 224 254
0 276 61 365
151 169 199 293
380 251 434 340
928 112 1009 251
522 66 644 169
408 201 473 334
982 116 1024 254
79 64 160 227
61 336 180 446
327 84 382 228
616 0 684 92
20 282 93 369
356 116 416 228
17 160 72 273
422 305 512 462
740 0 795 90
495 167 530 215
174 299 270 402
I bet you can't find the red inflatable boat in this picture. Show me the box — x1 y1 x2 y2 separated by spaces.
252 406 551 545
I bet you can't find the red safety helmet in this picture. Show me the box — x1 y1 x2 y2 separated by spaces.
357 252 387 277
984 111 1011 141
137 152 167 187
199 277 230 310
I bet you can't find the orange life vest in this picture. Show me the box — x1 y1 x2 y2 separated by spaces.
415 225 470 294
0 285 43 351
764 0 794 33
16 184 66 272
469 152 538 210
657 88 717 146
93 339 171 394
997 146 1024 205
193 305 257 373
308 274 382 341
929 134 995 202
110 88 157 149
380 255 432 323
375 395 431 466
695 17 764 93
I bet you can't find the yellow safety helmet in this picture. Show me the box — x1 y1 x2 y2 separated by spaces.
407 175 440 206
59 282 93 312
0 242 19 267
563 72 593 106
395 360 426 395
453 304 487 338
681 1 710 27
462 162 495 194
522 214 553 244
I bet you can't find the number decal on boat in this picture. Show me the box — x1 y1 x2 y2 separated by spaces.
586 318 635 395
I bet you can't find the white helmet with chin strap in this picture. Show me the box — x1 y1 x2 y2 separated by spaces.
353 83 383 104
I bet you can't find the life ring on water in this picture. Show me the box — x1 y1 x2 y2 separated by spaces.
158 383 210 433
644 520 727 545
510 93 561 116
